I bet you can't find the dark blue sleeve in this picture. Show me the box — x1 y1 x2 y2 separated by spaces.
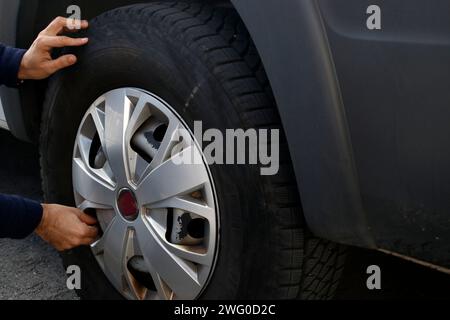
0 44 26 87
0 194 43 239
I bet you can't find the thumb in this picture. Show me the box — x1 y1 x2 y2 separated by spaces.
46 54 77 74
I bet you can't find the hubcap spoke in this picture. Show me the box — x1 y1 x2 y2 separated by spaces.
91 104 107 153
72 158 115 207
149 197 214 221
91 237 105 257
122 229 148 300
104 89 132 185
134 119 181 184
136 147 209 206
148 119 181 171
127 95 152 137
126 96 151 183
148 271 174 300
135 219 202 299
100 218 130 293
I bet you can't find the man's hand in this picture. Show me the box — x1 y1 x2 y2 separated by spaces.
36 204 99 252
18 17 89 80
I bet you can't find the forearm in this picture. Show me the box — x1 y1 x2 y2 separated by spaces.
0 194 43 239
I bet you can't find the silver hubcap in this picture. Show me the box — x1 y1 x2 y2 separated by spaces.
72 88 218 300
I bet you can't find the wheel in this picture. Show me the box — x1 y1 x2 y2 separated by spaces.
40 2 346 300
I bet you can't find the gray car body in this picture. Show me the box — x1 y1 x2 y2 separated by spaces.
1 0 450 270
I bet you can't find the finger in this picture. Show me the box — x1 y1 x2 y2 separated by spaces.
82 225 99 239
42 17 88 36
38 36 88 49
79 231 99 246
64 20 89 33
44 54 78 74
78 212 98 225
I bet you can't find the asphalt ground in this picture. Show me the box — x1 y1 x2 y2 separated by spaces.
0 130 448 300
0 130 77 300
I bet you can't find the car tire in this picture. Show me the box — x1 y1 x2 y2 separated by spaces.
40 1 346 300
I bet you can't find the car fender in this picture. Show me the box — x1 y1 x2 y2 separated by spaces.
232 0 375 248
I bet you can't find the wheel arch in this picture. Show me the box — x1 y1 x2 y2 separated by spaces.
231 0 375 248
